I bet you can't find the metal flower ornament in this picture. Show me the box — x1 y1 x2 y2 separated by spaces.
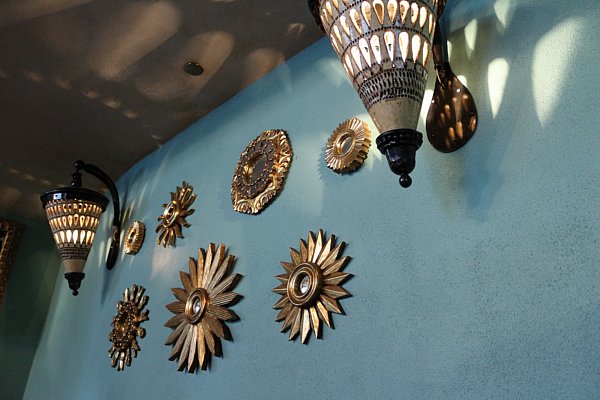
156 181 196 247
108 284 149 371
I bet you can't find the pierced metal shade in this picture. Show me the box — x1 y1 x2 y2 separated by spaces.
309 0 442 186
41 187 108 294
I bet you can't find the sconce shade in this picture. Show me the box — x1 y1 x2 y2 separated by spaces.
41 187 108 293
309 0 441 186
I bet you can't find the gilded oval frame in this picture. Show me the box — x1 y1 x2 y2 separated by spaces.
231 129 292 214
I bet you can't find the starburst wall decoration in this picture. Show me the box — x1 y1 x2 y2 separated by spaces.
156 181 196 247
273 229 352 344
165 243 241 373
108 284 149 371
325 118 371 173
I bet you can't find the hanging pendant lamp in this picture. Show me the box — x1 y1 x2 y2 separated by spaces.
309 0 444 187
40 161 121 295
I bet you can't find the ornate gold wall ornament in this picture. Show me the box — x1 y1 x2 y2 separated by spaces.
0 219 24 305
325 118 371 173
108 284 149 371
231 129 292 214
156 181 196 247
273 229 352 344
124 221 145 254
165 243 241 373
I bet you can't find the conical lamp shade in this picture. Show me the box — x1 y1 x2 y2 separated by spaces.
41 187 108 294
311 0 441 186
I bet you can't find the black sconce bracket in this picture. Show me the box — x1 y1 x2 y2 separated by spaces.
72 160 121 270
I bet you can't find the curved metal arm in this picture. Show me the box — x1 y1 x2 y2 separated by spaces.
432 23 451 87
74 160 121 270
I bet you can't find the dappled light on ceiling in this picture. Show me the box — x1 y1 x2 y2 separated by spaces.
0 0 94 27
81 88 100 99
487 58 509 118
287 23 306 37
122 110 139 120
102 98 121 110
242 48 285 87
135 31 235 102
53 77 72 90
88 1 182 82
0 185 23 211
22 69 44 82
0 0 322 221
532 17 583 128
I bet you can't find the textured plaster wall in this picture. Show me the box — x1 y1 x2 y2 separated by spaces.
24 0 600 399
0 215 60 400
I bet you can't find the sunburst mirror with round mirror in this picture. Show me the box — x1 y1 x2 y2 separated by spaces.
124 221 145 254
273 229 352 344
156 181 196 247
325 118 371 173
164 243 241 373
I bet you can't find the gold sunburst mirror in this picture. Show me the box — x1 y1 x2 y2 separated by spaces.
273 229 352 344
156 181 196 247
124 221 145 254
231 129 292 214
165 243 241 373
325 118 371 173
108 284 149 371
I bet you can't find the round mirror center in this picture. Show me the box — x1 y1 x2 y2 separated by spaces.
287 263 323 307
299 275 311 294
336 132 355 156
127 230 136 244
192 298 201 314
185 288 208 324
243 153 267 184
163 202 178 226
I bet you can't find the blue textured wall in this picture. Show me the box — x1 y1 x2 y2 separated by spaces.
24 1 600 399
0 215 60 400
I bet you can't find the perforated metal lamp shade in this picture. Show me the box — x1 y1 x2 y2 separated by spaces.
41 187 108 295
309 0 442 187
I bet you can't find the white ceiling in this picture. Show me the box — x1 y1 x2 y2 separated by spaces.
0 0 321 220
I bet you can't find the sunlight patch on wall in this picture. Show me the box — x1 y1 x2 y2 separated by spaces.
487 58 509 118
420 88 434 129
532 17 584 128
493 0 515 31
464 19 478 59
150 246 177 281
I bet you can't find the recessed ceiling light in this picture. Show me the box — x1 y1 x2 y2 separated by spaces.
183 62 204 76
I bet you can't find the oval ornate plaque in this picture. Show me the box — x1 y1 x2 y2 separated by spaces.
231 129 292 214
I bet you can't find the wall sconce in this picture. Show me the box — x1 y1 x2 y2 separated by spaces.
40 161 121 295
309 0 477 187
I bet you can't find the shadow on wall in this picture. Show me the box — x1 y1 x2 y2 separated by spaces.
423 0 596 222
0 215 61 400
